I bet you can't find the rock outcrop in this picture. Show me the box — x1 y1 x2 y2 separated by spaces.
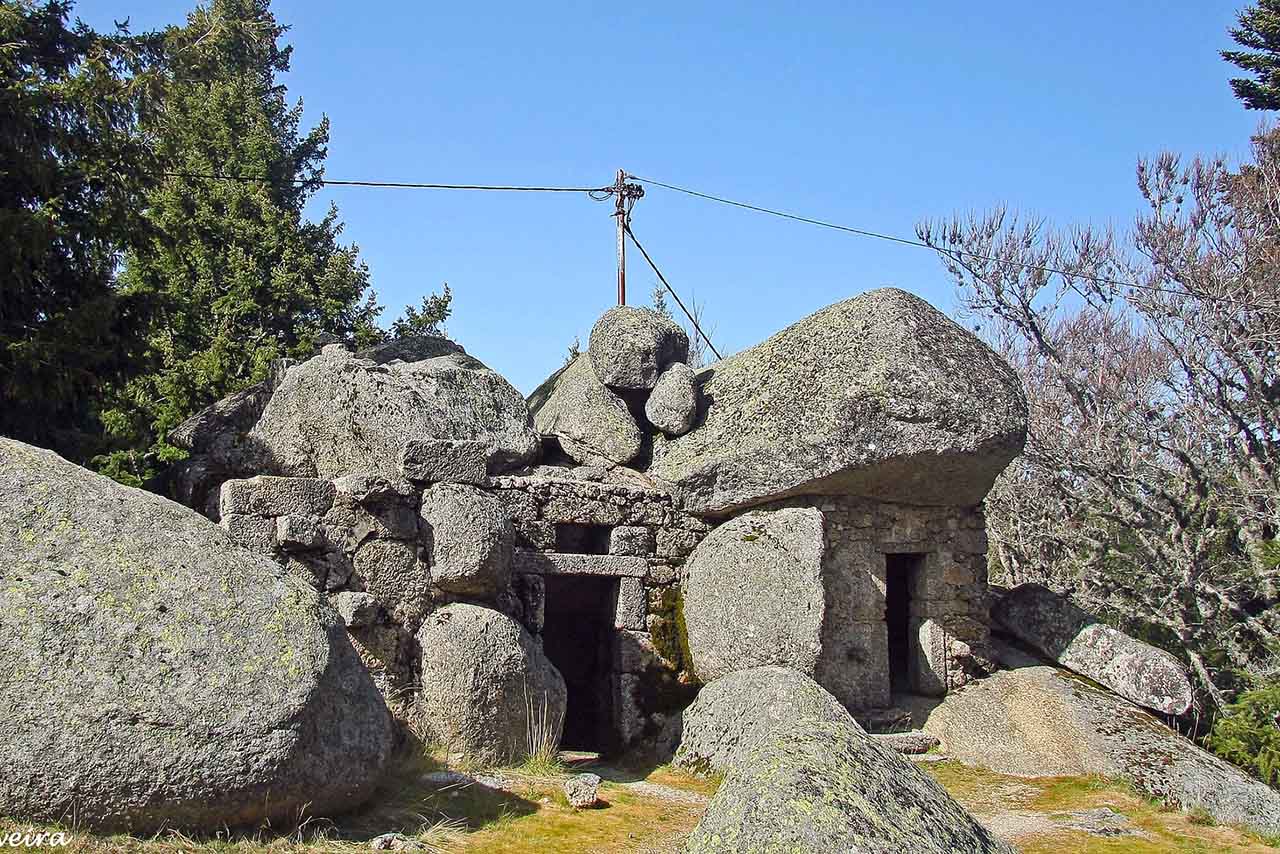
649 288 1027 514
918 649 1280 837
250 340 539 480
588 305 689 390
527 354 643 466
416 604 566 763
682 509 826 683
675 667 855 774
993 583 1193 715
685 715 1015 854
0 439 393 832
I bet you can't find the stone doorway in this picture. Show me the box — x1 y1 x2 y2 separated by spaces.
886 552 925 693
541 574 619 754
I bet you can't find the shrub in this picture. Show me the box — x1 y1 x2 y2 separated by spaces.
1206 682 1280 788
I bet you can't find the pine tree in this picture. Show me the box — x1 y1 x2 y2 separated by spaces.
1224 0 1280 110
650 280 672 318
0 1 161 460
391 284 452 338
101 0 381 482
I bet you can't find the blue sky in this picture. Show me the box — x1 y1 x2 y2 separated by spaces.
80 1 1259 393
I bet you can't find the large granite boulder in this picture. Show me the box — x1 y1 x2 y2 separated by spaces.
993 583 1193 715
249 339 539 481
527 354 642 466
917 649 1280 836
682 509 825 683
588 305 689 390
649 288 1027 514
645 362 698 437
685 715 1015 854
419 482 513 599
675 667 855 774
416 604 566 764
0 439 393 832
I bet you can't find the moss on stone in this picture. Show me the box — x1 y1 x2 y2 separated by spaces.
649 585 695 682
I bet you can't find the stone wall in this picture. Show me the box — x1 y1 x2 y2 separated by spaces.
760 494 994 717
212 460 994 749
214 461 713 753
491 474 710 750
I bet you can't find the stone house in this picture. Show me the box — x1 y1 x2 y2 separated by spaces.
171 287 1027 757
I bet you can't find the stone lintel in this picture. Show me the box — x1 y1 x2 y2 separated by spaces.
513 549 647 578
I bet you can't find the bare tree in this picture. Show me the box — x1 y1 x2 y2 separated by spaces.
918 129 1280 707
682 290 719 368
651 280 719 367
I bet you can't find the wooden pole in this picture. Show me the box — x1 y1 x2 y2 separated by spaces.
615 169 627 305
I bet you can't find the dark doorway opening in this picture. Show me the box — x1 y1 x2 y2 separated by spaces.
885 553 925 693
540 574 618 754
555 523 612 555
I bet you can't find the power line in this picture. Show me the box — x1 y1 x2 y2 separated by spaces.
159 171 613 194
624 223 723 362
154 167 1278 311
626 173 1279 311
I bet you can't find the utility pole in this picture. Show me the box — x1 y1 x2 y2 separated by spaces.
611 170 644 305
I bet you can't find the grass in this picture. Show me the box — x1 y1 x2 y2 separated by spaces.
0 742 716 854
13 740 1279 852
923 761 1280 853
517 685 566 780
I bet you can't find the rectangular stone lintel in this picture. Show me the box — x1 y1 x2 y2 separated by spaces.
513 549 647 578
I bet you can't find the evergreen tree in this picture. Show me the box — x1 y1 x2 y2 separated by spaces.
1224 0 1280 109
0 1 161 460
390 284 452 338
101 0 381 482
650 280 671 318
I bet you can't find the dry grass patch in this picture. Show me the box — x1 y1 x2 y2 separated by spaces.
925 761 1280 853
0 750 717 854
455 785 704 854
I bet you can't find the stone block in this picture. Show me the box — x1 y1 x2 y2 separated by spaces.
615 673 646 747
323 496 419 546
816 619 890 712
219 475 336 518
332 472 416 503
513 519 557 550
822 538 887 621
615 577 647 630
331 591 381 627
615 630 677 673
513 550 647 578
620 502 670 526
942 559 977 586
609 525 654 556
400 438 488 485
647 561 679 585
285 550 353 592
490 487 539 521
540 496 624 527
353 539 431 623
276 514 324 551
655 528 701 560
220 513 278 552
514 572 545 633
913 618 956 696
